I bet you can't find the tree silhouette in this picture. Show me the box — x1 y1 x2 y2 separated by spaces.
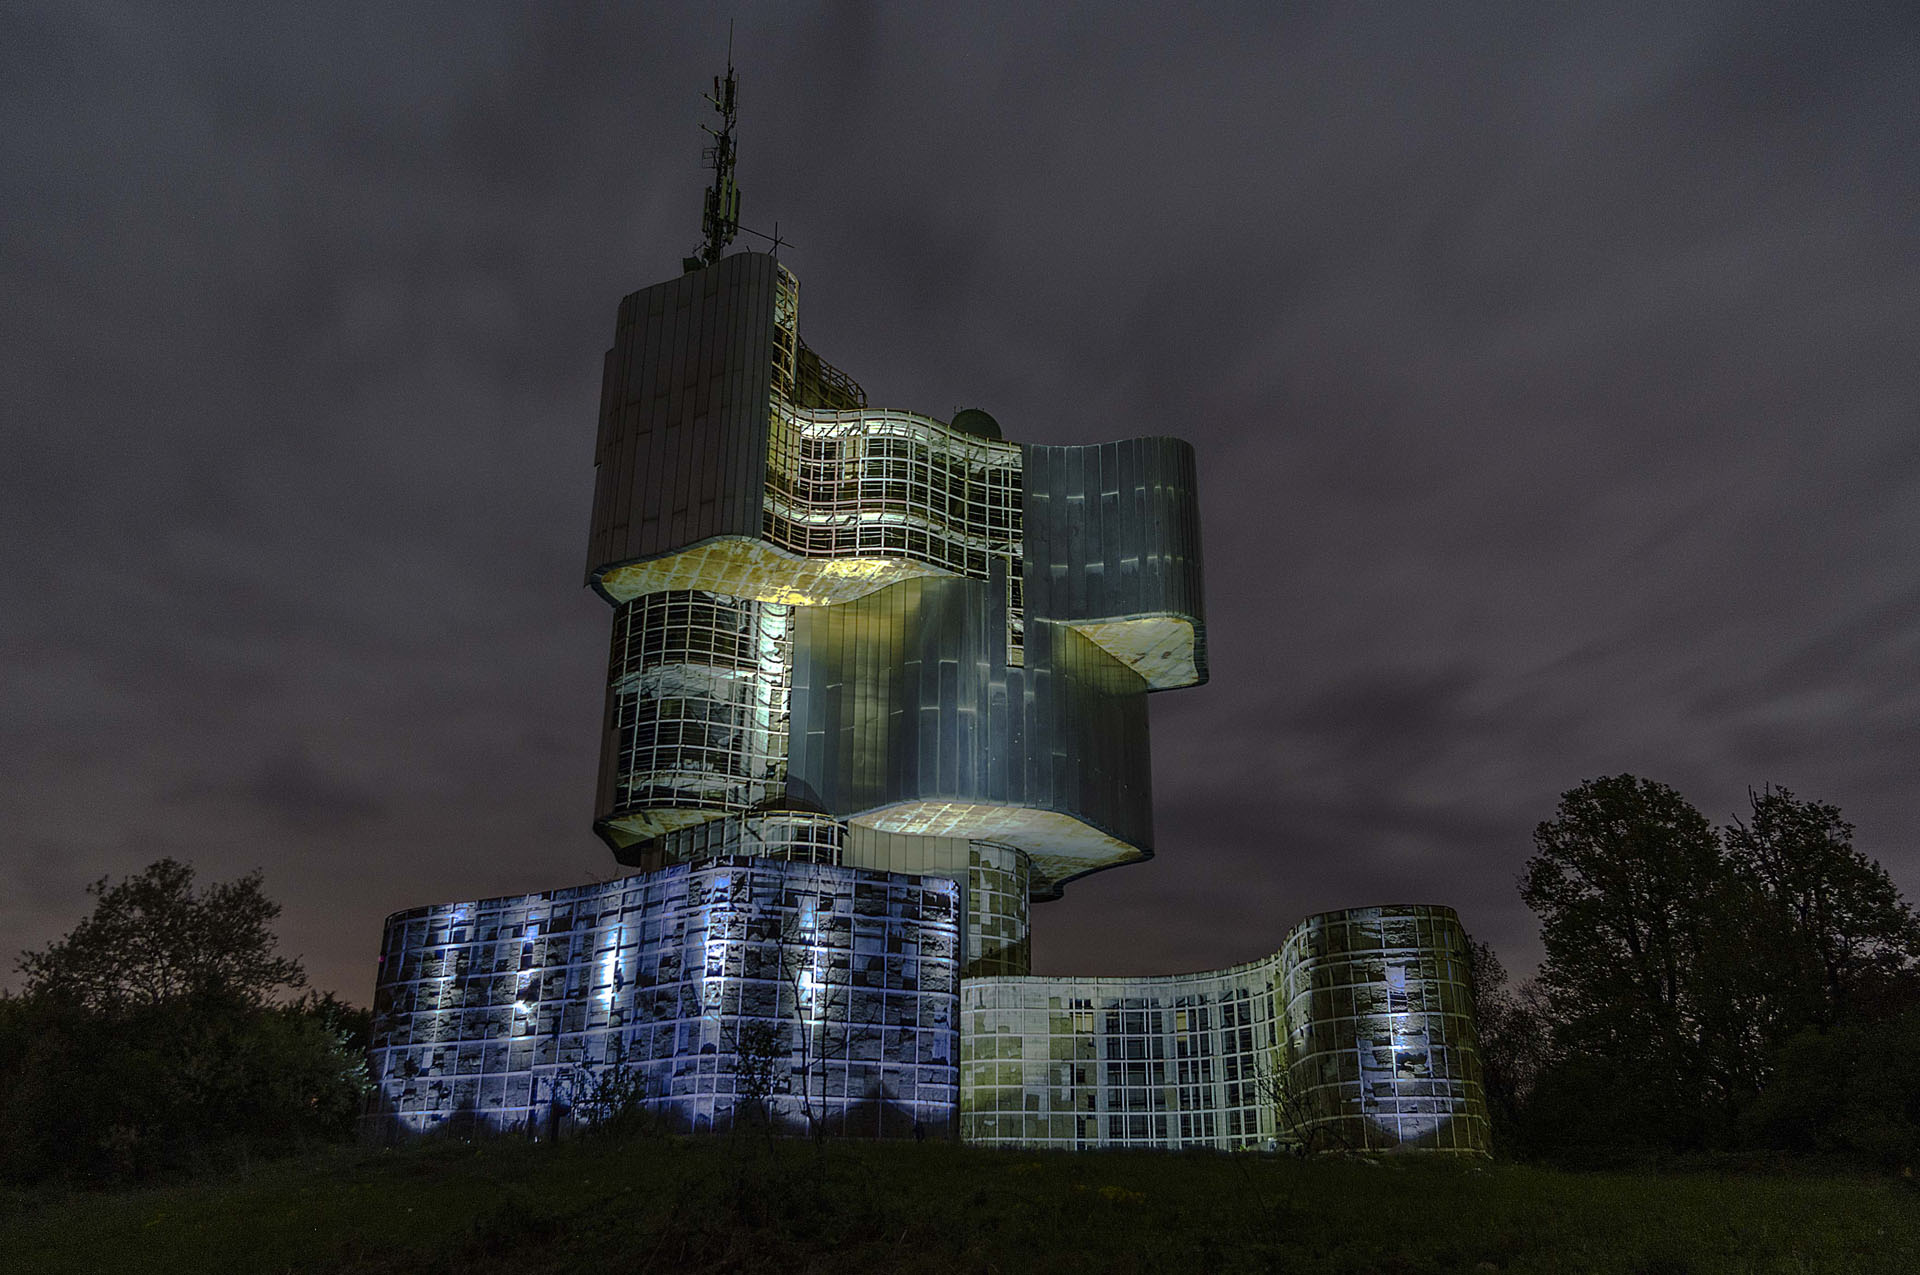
19 858 305 1011
1520 775 1736 1138
1725 785 1920 1025
2 859 364 1183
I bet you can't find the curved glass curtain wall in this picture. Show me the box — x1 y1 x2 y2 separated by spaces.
767 263 1027 660
764 409 1025 660
960 965 1283 1151
605 590 794 834
765 411 1023 576
618 810 847 868
1278 904 1488 1153
964 844 1031 978
960 904 1490 1154
366 858 962 1141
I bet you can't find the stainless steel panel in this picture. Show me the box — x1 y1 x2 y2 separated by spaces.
585 253 778 582
1022 437 1207 682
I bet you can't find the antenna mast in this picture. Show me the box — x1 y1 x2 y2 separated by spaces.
689 31 741 271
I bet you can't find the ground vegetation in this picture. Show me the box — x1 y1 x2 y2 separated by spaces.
1497 776 1920 1168
0 859 369 1184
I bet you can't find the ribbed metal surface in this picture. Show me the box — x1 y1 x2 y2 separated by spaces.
783 572 1153 856
1021 437 1207 681
585 252 778 582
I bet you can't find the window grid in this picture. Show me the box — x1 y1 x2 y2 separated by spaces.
764 409 1025 659
608 590 793 816
367 857 961 1140
633 811 848 869
959 906 1489 1155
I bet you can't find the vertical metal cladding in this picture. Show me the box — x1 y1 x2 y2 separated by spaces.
366 856 961 1142
783 573 1153 865
585 252 778 577
1278 905 1489 1153
1023 437 1207 684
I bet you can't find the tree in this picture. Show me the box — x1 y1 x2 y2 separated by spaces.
777 917 830 1146
1 859 366 1183
1519 775 1736 1140
1465 938 1549 1143
1516 776 1920 1163
770 908 887 1145
726 1018 784 1144
1724 785 1920 1025
1251 1049 1349 1156
18 858 305 1011
1736 1006 1920 1170
561 1063 654 1137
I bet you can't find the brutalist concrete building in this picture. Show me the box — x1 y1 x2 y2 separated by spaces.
365 242 1489 1153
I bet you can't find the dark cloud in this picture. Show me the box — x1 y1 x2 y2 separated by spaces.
4 2 1918 1001
165 741 388 829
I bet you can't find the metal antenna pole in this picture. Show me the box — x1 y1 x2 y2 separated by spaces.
689 28 742 271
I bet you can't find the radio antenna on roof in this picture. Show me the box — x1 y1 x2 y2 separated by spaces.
686 25 741 272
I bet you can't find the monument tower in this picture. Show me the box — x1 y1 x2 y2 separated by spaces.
365 63 1488 1154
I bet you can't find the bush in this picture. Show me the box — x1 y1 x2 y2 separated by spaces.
1 860 370 1184
0 990 369 1183
1738 1008 1920 1171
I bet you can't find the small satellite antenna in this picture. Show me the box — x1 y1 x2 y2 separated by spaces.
686 26 741 272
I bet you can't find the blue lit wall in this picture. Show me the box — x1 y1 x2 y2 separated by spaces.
366 855 960 1140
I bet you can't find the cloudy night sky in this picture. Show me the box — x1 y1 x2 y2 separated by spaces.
5 2 1917 1003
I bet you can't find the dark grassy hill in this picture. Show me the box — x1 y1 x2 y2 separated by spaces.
4 1136 1916 1274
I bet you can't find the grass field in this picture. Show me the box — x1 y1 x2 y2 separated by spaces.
4 1135 1916 1274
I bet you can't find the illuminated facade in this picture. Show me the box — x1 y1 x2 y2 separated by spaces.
366 245 1487 1150
583 251 1202 891
366 854 960 1139
961 905 1488 1153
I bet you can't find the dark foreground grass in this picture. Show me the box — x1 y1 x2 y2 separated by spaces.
4 1135 1916 1274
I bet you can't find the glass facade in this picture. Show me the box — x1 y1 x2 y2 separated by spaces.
621 808 848 869
604 590 793 837
964 844 1031 978
366 855 960 1140
765 407 1024 596
959 905 1490 1154
371 251 1488 1154
1278 905 1488 1152
960 964 1282 1151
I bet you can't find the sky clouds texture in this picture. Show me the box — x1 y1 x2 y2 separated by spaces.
5 2 1917 1000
